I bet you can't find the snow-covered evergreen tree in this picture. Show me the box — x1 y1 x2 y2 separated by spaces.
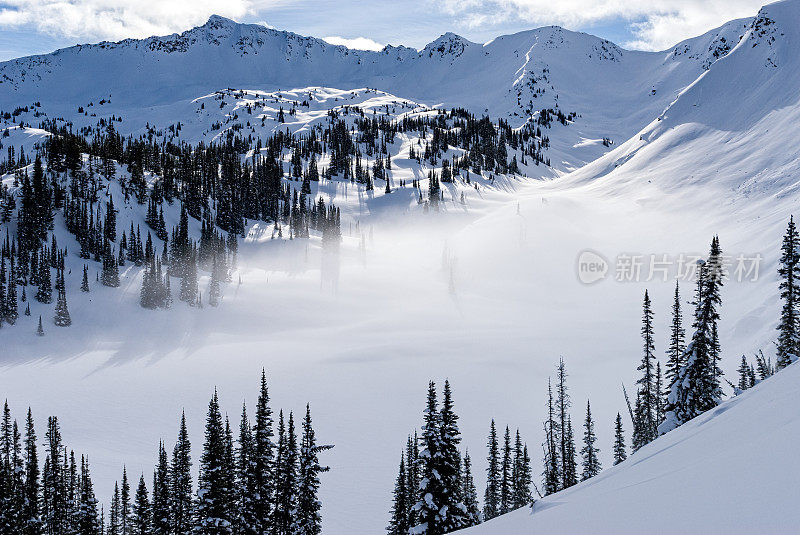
776 216 800 369
580 401 601 481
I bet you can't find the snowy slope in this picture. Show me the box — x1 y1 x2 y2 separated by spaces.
464 360 800 534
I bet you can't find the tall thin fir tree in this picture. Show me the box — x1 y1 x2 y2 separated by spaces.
461 451 481 527
665 281 686 396
169 411 193 535
556 359 576 489
511 431 532 510
483 419 500 520
295 405 332 535
411 382 446 535
612 414 627 465
252 370 276 534
499 426 512 515
660 237 725 434
542 378 560 496
437 380 467 533
23 408 41 535
387 453 410 535
776 216 800 369
196 390 234 535
633 290 657 450
580 401 601 481
131 475 150 535
235 404 258 535
151 441 170 535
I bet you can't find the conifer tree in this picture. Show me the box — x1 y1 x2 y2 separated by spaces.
387 454 409 535
499 426 512 514
737 356 753 391
580 401 601 481
81 265 90 292
23 408 41 535
296 405 332 535
120 467 131 535
411 382 446 535
131 475 149 535
235 404 257 535
633 290 657 449
666 281 686 390
169 412 193 535
661 237 725 434
777 216 800 369
36 315 44 336
151 442 170 535
54 287 71 327
556 359 576 489
272 410 298 535
252 370 275 534
109 482 120 535
405 433 419 528
511 432 531 509
196 391 234 534
77 456 100 534
438 380 466 532
483 420 500 520
461 451 481 527
542 378 560 495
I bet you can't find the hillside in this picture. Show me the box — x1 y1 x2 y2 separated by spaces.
463 359 800 534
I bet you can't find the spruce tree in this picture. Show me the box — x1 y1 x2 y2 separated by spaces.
437 380 466 532
151 442 170 535
777 216 800 369
169 412 192 535
410 382 446 535
196 391 234 534
235 404 257 535
483 420 500 520
661 237 725 434
580 401 601 481
54 288 71 327
272 410 298 535
81 265 90 292
120 467 130 535
131 475 150 535
633 290 657 449
511 431 531 509
23 408 40 535
387 454 410 535
499 426 512 514
737 355 752 391
542 378 560 495
252 370 275 534
77 456 100 534
461 451 481 526
296 405 332 535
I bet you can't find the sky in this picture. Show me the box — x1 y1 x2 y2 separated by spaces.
0 0 767 61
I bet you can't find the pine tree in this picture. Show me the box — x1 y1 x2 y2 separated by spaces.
252 370 275 534
387 454 410 535
109 482 121 535
53 288 71 327
437 380 466 532
511 431 531 509
272 410 298 535
580 401 601 481
169 412 192 535
737 355 752 391
196 391 234 534
295 405 332 535
235 404 257 535
483 419 500 520
81 265 90 292
633 290 657 449
77 456 100 534
542 378 560 495
151 442 170 535
36 315 44 336
777 216 800 369
461 451 481 527
131 475 149 535
405 434 419 529
661 237 725 434
120 467 131 535
499 426 512 514
556 358 576 489
23 408 41 535
411 382 446 535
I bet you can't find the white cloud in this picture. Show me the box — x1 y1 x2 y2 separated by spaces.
434 0 764 50
322 35 385 51
0 0 285 41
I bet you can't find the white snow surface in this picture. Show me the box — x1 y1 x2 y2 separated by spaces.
2 1 800 534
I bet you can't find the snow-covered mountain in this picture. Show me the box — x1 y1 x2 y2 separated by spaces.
0 12 752 173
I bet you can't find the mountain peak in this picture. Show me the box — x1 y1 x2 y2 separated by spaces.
204 14 237 27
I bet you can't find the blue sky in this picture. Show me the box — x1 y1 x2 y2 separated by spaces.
0 0 765 62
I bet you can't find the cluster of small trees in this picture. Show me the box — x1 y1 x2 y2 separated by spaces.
387 381 533 535
0 371 332 535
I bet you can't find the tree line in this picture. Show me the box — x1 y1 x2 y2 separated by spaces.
0 370 332 535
